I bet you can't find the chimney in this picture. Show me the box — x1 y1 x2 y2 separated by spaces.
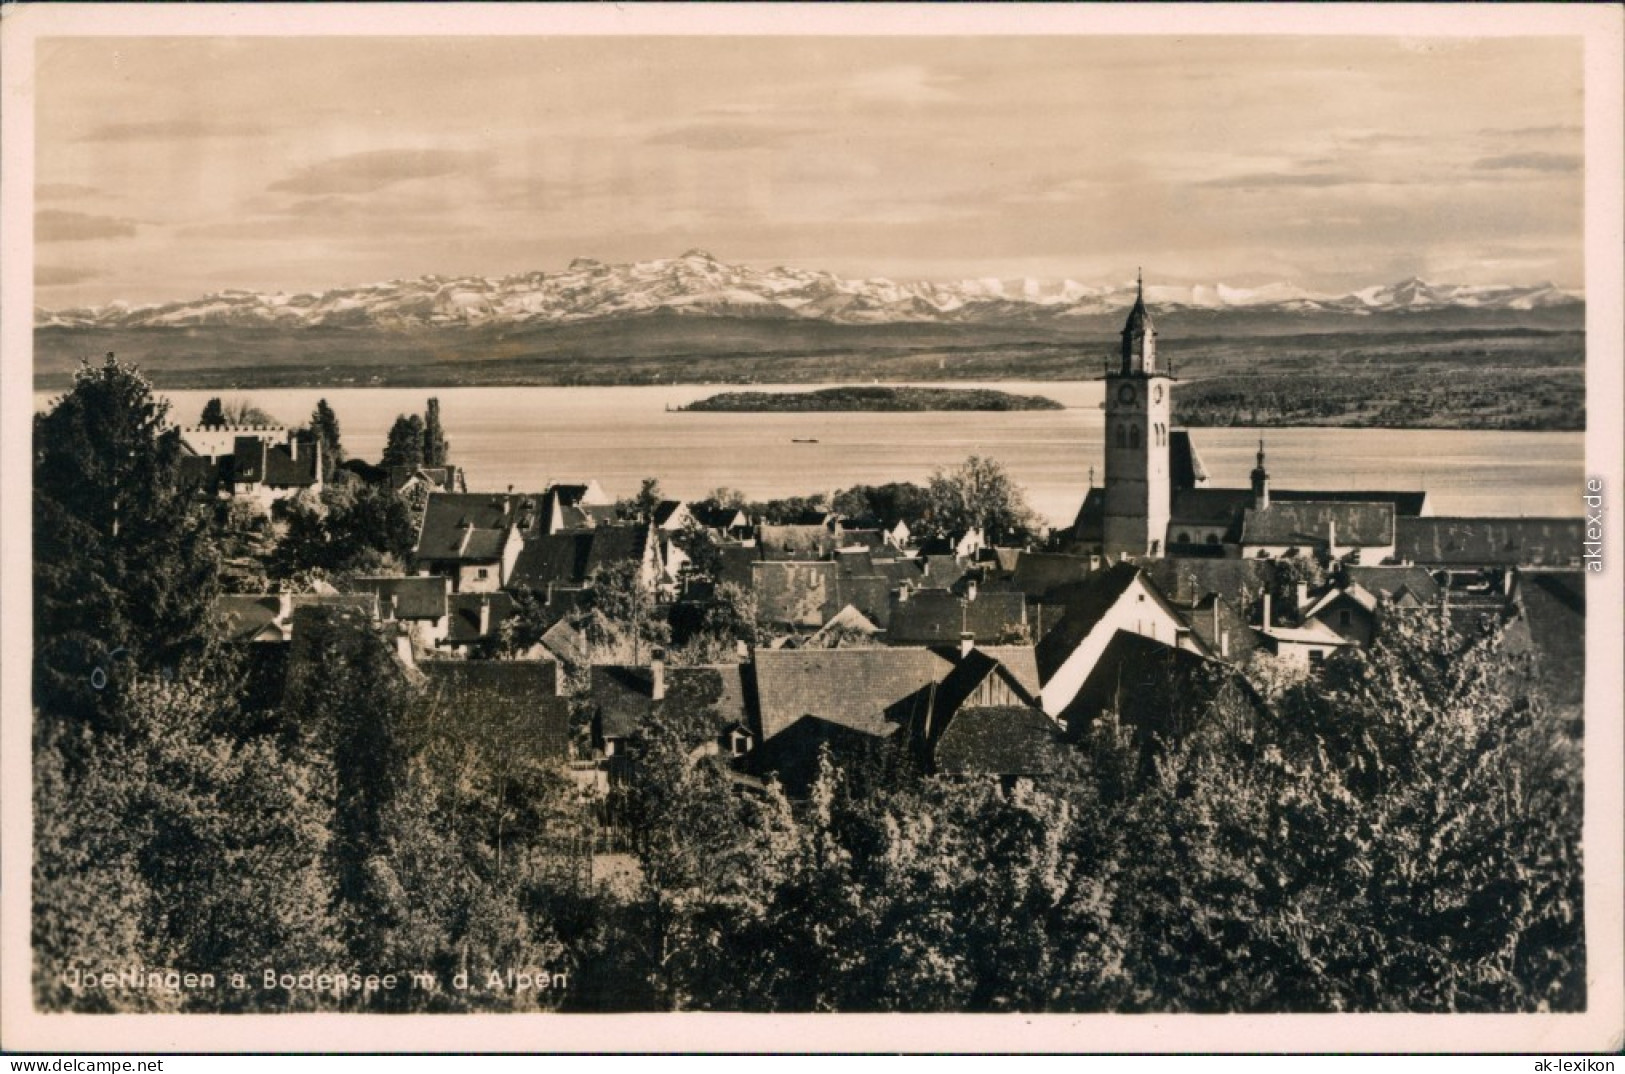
651 649 666 701
278 592 293 623
964 580 978 603
478 595 491 637
1211 597 1221 639
1261 592 1273 631
1295 581 1309 614
288 431 298 461
1220 629 1230 660
897 584 911 604
1328 519 1338 557
959 631 975 658
387 593 398 620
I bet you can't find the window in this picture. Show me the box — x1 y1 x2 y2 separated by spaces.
476 568 489 580
1130 425 1141 449
1207 534 1221 546
1309 650 1325 667
1115 424 1127 449
1338 610 1352 627
1178 532 1191 544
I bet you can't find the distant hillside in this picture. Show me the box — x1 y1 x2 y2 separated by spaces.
681 386 1065 413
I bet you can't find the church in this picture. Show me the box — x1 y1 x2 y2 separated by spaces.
1070 277 1429 562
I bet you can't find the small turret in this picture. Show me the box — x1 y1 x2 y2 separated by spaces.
1119 268 1157 375
1251 438 1271 511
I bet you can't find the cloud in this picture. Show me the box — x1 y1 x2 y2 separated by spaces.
1474 152 1581 173
644 123 810 151
1199 172 1362 190
268 149 488 196
36 265 101 287
35 210 138 242
36 182 105 201
81 118 265 142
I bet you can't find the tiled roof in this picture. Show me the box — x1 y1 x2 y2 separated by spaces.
213 595 285 642
508 525 651 592
653 500 689 528
1239 501 1394 547
261 443 319 488
1303 582 1379 621
1034 562 1143 682
1169 488 1254 528
692 504 751 531
1513 571 1584 711
888 589 1027 645
445 592 515 644
1071 488 1106 542
716 543 759 589
1272 489 1428 517
934 706 1061 777
351 575 450 620
1061 631 1252 739
232 437 268 483
416 492 523 563
417 660 568 762
1395 517 1585 567
920 555 969 589
1169 430 1209 489
1342 565 1442 604
753 647 945 740
930 649 1038 725
758 524 838 561
1137 557 1277 610
1173 594 1261 663
589 663 753 742
1010 552 1097 600
753 561 839 628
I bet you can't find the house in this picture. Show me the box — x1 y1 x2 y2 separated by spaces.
1035 562 1199 719
1394 517 1586 569
1503 570 1585 720
178 425 322 506
441 591 516 652
213 592 378 644
691 503 754 540
412 492 539 591
416 660 571 766
350 575 452 648
389 465 467 497
1058 631 1262 748
751 559 895 635
586 652 752 761
1237 501 1396 563
747 643 1043 791
1170 592 1259 663
886 585 1029 646
923 647 1060 779
1255 593 1351 669
507 524 664 608
1300 582 1382 646
1339 565 1442 608
652 499 698 533
758 524 839 561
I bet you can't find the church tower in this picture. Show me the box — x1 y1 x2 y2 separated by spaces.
1102 271 1173 558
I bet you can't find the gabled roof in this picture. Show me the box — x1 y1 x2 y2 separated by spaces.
213 595 286 643
231 437 268 483
1034 562 1145 681
1342 565 1442 604
1270 489 1428 517
1395 517 1584 567
1071 488 1106 542
1137 557 1278 610
1010 552 1097 600
351 575 450 620
445 591 515 644
930 648 1038 724
920 555 969 589
1169 430 1209 490
692 504 751 531
888 589 1027 646
1303 582 1379 621
508 525 652 592
1263 618 1349 646
416 492 522 563
758 524 838 561
1061 630 1256 742
934 706 1062 778
417 660 568 762
589 663 753 741
753 560 839 628
1513 571 1585 711
753 647 943 740
653 500 691 528
1240 501 1394 548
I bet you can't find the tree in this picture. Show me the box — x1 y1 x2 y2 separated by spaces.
618 477 664 524
926 455 1039 545
34 354 221 725
422 397 450 467
381 414 425 470
310 399 345 480
583 560 667 665
220 398 279 425
200 397 226 426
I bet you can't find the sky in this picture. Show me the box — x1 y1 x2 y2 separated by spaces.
32 33 1585 308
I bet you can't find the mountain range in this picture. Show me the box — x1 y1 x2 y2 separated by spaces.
36 250 1583 332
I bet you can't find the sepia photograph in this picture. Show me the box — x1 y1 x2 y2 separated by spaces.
2 2 1622 1054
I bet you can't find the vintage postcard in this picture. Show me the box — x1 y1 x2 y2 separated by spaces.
2 2 1621 1055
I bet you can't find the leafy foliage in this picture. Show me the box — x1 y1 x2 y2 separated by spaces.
927 454 1040 545
381 414 425 470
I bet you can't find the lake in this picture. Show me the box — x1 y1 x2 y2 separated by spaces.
38 382 1587 527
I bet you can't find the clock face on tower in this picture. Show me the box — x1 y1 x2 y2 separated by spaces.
1117 384 1136 405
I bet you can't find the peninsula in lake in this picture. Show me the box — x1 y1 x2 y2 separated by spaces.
681 386 1065 413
